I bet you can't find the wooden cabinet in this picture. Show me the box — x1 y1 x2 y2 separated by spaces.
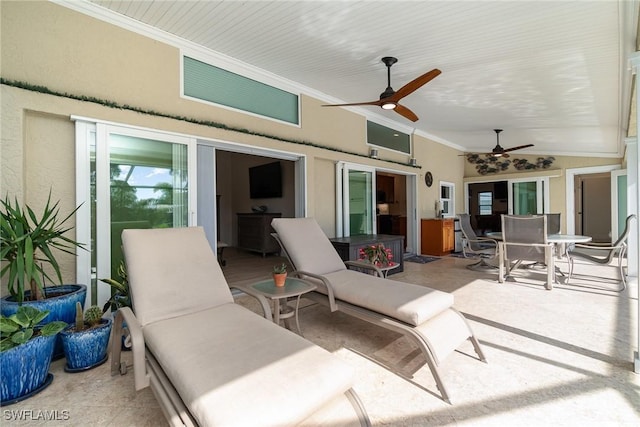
421 219 454 256
237 213 282 256
329 234 404 275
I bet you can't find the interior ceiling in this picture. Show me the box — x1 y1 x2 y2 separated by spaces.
85 0 637 158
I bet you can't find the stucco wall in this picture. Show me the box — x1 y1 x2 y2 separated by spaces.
0 1 428 284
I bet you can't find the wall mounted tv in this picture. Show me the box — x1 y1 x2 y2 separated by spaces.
249 161 282 199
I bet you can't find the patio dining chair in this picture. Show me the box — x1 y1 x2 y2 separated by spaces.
567 214 636 291
545 213 561 234
458 213 499 269
499 214 556 290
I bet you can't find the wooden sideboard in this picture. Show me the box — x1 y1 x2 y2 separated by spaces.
421 218 454 256
237 213 282 256
329 234 404 275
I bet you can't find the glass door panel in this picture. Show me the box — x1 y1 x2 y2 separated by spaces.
509 178 547 215
511 181 537 214
107 134 189 278
348 169 374 235
336 163 376 237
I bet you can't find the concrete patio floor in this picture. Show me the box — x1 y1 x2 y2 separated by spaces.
3 254 638 426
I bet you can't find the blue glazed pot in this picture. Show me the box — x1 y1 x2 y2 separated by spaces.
0 334 57 404
1 284 87 359
60 318 112 371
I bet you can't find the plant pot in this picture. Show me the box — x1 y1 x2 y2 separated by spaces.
0 334 57 405
273 272 287 287
60 318 112 372
1 284 87 359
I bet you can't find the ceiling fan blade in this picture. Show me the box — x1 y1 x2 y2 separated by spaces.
503 144 534 153
389 69 441 102
394 104 419 122
322 100 381 107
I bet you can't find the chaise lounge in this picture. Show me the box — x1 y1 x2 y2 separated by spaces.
271 217 487 404
110 226 370 426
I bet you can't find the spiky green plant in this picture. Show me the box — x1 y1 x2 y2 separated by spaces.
99 260 130 314
0 306 67 352
73 302 103 332
84 306 103 327
0 191 84 302
273 263 287 274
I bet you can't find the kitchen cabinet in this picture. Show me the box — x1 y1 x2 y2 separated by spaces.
421 218 454 256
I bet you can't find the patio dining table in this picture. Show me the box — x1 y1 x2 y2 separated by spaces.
486 232 592 280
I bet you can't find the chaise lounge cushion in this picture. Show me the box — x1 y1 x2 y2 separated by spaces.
143 302 354 427
271 217 455 327
123 227 233 326
272 217 347 275
322 270 454 327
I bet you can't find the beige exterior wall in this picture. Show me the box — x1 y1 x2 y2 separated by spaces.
0 1 431 284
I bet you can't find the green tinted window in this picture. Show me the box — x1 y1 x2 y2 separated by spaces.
183 56 299 124
366 121 410 154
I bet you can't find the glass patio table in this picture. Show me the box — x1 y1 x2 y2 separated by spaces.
232 277 316 335
486 231 592 278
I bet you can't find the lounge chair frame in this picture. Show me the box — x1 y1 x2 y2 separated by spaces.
272 233 486 404
110 227 371 427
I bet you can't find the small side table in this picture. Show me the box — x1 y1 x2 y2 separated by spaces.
377 263 401 278
238 277 316 335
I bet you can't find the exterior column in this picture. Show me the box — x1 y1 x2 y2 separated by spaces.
629 52 640 373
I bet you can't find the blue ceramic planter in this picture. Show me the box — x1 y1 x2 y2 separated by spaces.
0 334 57 404
60 318 112 371
1 284 87 359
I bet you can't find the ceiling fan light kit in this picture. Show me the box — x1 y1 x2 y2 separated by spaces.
322 56 441 122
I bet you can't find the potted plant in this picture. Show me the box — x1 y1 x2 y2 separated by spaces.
0 306 67 404
99 261 131 350
272 263 287 287
100 260 130 313
60 302 112 372
0 192 87 359
358 243 395 268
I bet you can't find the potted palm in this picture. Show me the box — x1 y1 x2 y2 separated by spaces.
100 260 130 314
0 192 87 359
0 306 67 404
60 303 112 372
99 261 131 350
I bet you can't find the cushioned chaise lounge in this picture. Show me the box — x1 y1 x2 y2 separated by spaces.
110 227 370 426
271 218 487 404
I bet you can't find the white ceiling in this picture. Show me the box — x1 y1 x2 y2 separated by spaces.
79 0 637 157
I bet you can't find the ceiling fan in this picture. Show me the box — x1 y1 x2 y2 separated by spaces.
464 129 534 158
321 56 441 122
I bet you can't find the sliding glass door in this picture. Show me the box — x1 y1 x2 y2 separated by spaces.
508 178 548 215
77 122 196 306
337 163 376 236
105 133 191 280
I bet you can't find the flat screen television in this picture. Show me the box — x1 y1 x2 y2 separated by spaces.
249 161 282 199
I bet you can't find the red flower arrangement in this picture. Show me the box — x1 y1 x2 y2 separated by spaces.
358 243 395 267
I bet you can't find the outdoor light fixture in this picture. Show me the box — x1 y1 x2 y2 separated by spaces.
369 148 379 158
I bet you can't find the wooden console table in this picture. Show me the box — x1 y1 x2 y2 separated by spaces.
329 234 404 275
